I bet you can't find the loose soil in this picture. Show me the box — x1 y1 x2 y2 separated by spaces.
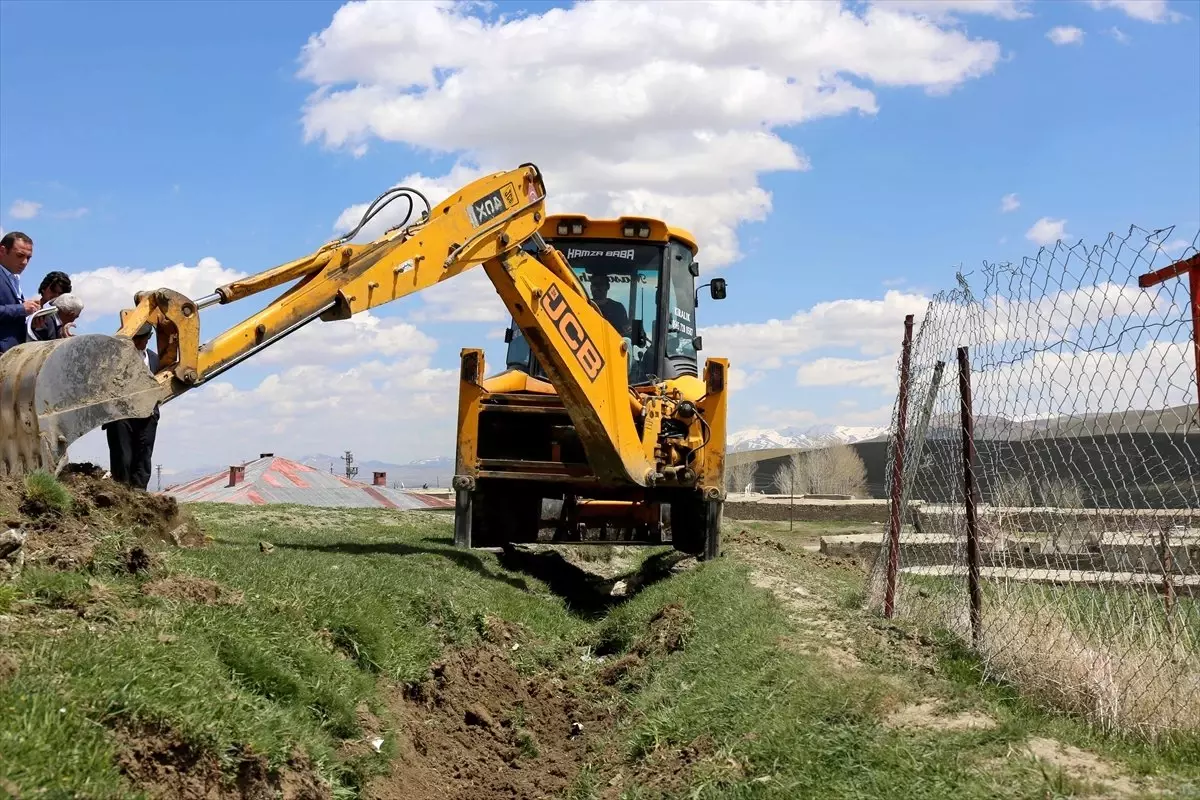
1 462 205 574
115 722 329 800
367 643 614 800
141 575 245 606
883 698 997 732
366 603 699 800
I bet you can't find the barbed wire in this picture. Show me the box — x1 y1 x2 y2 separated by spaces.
865 224 1200 738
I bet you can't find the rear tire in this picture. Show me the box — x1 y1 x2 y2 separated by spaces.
670 494 722 560
470 480 542 547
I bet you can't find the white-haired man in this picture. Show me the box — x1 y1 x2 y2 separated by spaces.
30 293 84 340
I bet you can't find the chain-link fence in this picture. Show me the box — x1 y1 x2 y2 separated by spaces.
867 225 1200 738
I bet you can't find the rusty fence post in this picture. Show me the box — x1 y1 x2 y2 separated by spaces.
884 314 915 618
958 346 983 649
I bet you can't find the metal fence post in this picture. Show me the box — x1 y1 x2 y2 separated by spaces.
1161 527 1175 638
884 314 915 618
958 346 982 648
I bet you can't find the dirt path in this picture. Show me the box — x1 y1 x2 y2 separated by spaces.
723 528 1177 799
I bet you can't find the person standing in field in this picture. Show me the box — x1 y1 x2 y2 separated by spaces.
0 232 40 353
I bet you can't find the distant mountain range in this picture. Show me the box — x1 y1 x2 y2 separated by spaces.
726 424 889 453
296 454 454 488
160 404 1196 489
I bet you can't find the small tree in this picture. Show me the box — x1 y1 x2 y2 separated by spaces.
1041 477 1085 509
773 452 803 496
819 444 868 497
994 474 1033 508
726 460 756 494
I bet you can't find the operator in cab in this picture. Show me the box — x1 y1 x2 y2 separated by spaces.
588 272 630 337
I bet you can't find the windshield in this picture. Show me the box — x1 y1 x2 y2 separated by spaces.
505 240 665 384
665 240 697 361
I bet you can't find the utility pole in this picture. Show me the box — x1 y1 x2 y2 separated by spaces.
156 464 163 492
343 450 358 482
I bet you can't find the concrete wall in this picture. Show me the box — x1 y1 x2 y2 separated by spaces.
724 499 904 523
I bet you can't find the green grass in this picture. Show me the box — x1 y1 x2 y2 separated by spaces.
22 470 72 513
3 502 1198 799
1 505 590 797
579 559 1070 799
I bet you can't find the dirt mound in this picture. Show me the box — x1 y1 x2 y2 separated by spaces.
368 644 614 800
116 722 329 800
0 462 205 575
142 575 244 606
59 463 205 547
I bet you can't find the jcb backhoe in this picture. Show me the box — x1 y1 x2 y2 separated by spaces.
0 164 729 558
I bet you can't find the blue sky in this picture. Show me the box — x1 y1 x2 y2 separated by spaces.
1 0 1197 473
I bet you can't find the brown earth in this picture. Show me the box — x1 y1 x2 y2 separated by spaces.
1 462 205 574
115 722 330 800
365 604 701 800
141 575 245 606
367 643 614 800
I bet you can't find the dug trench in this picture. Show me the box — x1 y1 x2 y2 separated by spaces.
367 602 695 800
0 468 705 799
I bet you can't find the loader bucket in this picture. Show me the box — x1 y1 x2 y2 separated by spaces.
0 334 166 477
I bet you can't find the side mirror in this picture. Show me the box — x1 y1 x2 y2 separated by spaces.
693 335 703 351
688 261 700 277
710 278 727 300
503 327 514 344
631 319 648 347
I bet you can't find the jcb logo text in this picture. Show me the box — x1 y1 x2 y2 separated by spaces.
540 284 605 382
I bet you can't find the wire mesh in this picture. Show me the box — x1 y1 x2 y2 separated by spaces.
867 225 1200 738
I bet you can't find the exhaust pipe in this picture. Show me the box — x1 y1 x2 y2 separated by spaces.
0 334 166 477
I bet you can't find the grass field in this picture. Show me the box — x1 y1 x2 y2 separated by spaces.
3 500 1199 798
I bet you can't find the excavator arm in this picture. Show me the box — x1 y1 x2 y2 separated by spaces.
0 164 658 484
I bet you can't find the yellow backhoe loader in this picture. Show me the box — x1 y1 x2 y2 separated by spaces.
0 164 729 557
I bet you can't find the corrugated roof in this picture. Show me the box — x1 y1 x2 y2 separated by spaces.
165 456 454 510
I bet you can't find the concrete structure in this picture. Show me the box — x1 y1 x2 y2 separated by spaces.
165 455 454 510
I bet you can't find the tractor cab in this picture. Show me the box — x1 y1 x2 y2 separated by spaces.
504 215 726 385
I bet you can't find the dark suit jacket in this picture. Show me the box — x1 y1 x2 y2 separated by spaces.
0 269 28 353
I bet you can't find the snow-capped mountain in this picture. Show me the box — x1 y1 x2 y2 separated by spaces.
726 424 889 452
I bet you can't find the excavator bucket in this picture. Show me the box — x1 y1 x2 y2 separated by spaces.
0 334 165 477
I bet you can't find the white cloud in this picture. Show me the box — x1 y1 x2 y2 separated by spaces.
1025 216 1070 246
1086 0 1185 23
409 270 508 323
728 367 767 393
1162 238 1193 256
973 339 1192 417
8 199 41 220
1000 192 1021 212
301 0 1009 270
255 311 438 366
702 290 931 371
796 354 899 388
69 257 248 318
1047 25 1086 45
68 353 462 469
873 0 1033 21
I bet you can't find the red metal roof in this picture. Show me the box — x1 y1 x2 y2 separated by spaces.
165 456 454 510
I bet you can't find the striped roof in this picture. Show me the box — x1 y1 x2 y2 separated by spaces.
165 456 454 510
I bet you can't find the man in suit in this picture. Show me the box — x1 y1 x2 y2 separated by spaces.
0 232 40 353
104 323 161 490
